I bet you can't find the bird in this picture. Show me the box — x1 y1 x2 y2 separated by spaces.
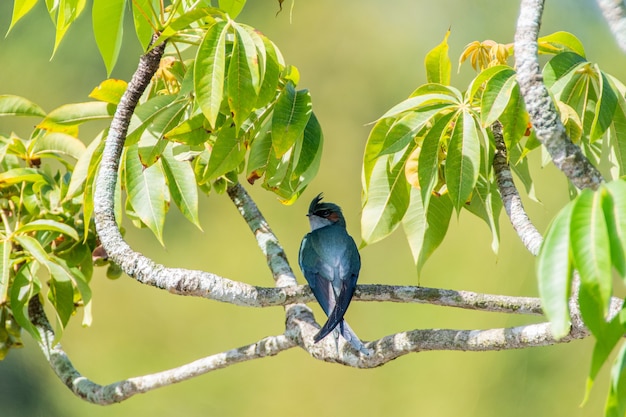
298 193 371 355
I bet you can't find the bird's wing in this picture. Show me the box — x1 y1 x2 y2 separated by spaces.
298 232 336 315
309 227 360 342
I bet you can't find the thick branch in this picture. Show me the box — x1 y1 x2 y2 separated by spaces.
28 297 296 405
514 0 604 190
597 0 626 53
491 122 543 255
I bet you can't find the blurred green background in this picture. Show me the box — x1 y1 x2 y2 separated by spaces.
1 1 626 416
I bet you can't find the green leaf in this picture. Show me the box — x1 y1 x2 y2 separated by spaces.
88 79 128 105
468 65 514 101
93 0 126 75
480 68 517 126
0 95 46 117
228 23 260 130
161 146 201 228
417 192 453 275
39 102 116 127
131 0 157 50
590 68 618 142
378 91 459 120
9 263 41 342
402 187 425 267
8 0 39 33
378 106 448 158
418 111 456 207
66 132 104 200
584 316 625 406
219 0 246 18
538 31 586 57
13 236 75 328
605 180 626 278
256 35 281 108
271 81 312 157
571 189 612 322
363 118 395 191
49 0 86 57
499 84 529 151
0 168 48 187
203 124 246 182
153 7 221 46
195 20 229 129
607 341 626 417
165 112 211 146
542 52 587 88
127 95 179 146
125 145 167 244
15 220 79 241
463 175 502 253
246 120 273 184
609 96 626 176
0 240 9 304
445 110 481 211
81 134 106 237
537 200 574 339
424 29 451 86
31 132 86 160
361 148 412 245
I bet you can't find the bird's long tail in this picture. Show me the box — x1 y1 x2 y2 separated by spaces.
314 320 371 356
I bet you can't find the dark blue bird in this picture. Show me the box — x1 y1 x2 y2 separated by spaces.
298 194 370 355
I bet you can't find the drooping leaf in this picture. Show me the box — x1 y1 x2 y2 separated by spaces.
417 192 453 275
605 180 626 279
228 23 260 130
499 84 529 151
590 68 618 142
161 146 201 228
131 0 157 50
537 200 574 339
480 68 517 127
31 132 86 161
271 81 312 157
203 124 245 182
445 110 481 211
8 0 39 33
195 20 229 129
606 342 626 417
463 174 502 253
93 0 126 75
361 149 412 245
66 132 104 200
125 145 167 244
39 102 116 128
571 188 612 329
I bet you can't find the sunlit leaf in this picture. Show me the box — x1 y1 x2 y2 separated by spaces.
125 145 167 244
228 23 260 130
203 124 245 182
271 81 312 157
15 220 79 241
480 68 516 126
161 146 201 228
538 31 586 57
88 79 128 105
606 343 626 417
93 0 126 75
0 95 46 117
39 102 116 127
424 29 451 86
445 110 481 211
195 20 229 129
31 132 86 160
537 200 573 339
66 132 104 200
417 192 453 275
8 0 39 33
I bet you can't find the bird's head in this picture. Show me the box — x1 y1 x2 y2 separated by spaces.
306 193 346 230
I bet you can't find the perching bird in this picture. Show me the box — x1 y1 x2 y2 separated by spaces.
298 193 370 355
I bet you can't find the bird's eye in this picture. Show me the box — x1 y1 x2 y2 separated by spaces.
318 209 330 217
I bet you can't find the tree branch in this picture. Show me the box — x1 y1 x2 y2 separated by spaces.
597 0 626 53
491 121 543 255
28 296 296 405
514 0 604 190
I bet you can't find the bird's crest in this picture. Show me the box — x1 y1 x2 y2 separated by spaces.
308 193 324 214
